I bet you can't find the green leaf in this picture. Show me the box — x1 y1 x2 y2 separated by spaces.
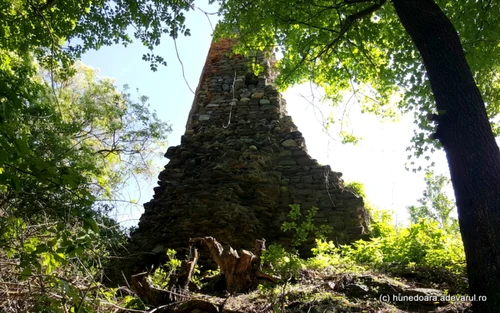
20 266 32 279
83 217 99 233
14 137 30 156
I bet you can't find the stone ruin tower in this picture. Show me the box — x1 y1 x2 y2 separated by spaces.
112 39 369 280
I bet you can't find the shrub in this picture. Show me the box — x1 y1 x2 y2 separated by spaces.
310 219 466 276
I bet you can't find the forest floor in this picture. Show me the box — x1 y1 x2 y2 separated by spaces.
150 265 471 313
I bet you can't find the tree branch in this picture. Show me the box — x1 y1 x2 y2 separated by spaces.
316 0 387 59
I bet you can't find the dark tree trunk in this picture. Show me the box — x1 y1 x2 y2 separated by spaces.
392 0 500 311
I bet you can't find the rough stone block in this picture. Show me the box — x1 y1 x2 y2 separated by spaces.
292 149 308 156
260 104 277 111
254 184 281 204
260 99 271 105
281 139 298 148
301 175 314 184
278 157 297 165
164 146 178 159
234 78 244 90
252 92 265 99
296 156 312 165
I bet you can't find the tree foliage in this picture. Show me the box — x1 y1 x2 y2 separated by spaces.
312 218 466 276
0 0 194 71
407 171 458 232
1 57 171 220
215 0 500 160
1 0 182 310
0 51 171 311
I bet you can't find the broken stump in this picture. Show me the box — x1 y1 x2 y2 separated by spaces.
190 236 278 293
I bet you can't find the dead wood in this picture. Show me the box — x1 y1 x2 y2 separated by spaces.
168 245 200 291
131 272 188 306
190 236 278 293
131 236 278 307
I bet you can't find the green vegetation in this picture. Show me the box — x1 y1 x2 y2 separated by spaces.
0 50 170 311
314 220 465 276
215 0 500 157
407 171 459 232
214 1 500 308
249 188 466 313
0 0 193 72
315 178 465 276
345 175 461 273
151 249 183 289
1 0 496 311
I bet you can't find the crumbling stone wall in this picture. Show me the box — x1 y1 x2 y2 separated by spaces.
113 39 369 281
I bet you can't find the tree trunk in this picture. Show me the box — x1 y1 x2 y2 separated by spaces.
392 0 500 311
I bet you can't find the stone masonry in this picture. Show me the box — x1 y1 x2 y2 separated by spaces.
112 39 369 281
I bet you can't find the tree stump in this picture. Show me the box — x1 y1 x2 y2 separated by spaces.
190 236 278 293
131 236 278 307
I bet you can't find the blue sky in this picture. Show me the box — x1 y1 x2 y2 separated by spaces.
81 5 452 226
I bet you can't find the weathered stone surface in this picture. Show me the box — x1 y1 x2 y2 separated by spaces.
254 184 281 203
260 104 277 111
281 139 298 148
110 38 369 284
278 157 297 165
234 78 244 90
164 146 178 159
260 99 271 105
252 92 265 99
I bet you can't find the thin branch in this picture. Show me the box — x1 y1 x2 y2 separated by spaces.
194 6 216 32
223 72 237 129
346 38 377 68
315 0 387 59
172 36 195 94
4 164 88 202
276 0 386 85
27 0 63 116
296 84 341 144
171 10 195 95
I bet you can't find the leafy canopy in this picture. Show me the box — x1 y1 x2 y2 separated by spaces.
215 0 500 161
0 0 195 71
1 56 171 222
0 52 171 311
407 171 458 232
